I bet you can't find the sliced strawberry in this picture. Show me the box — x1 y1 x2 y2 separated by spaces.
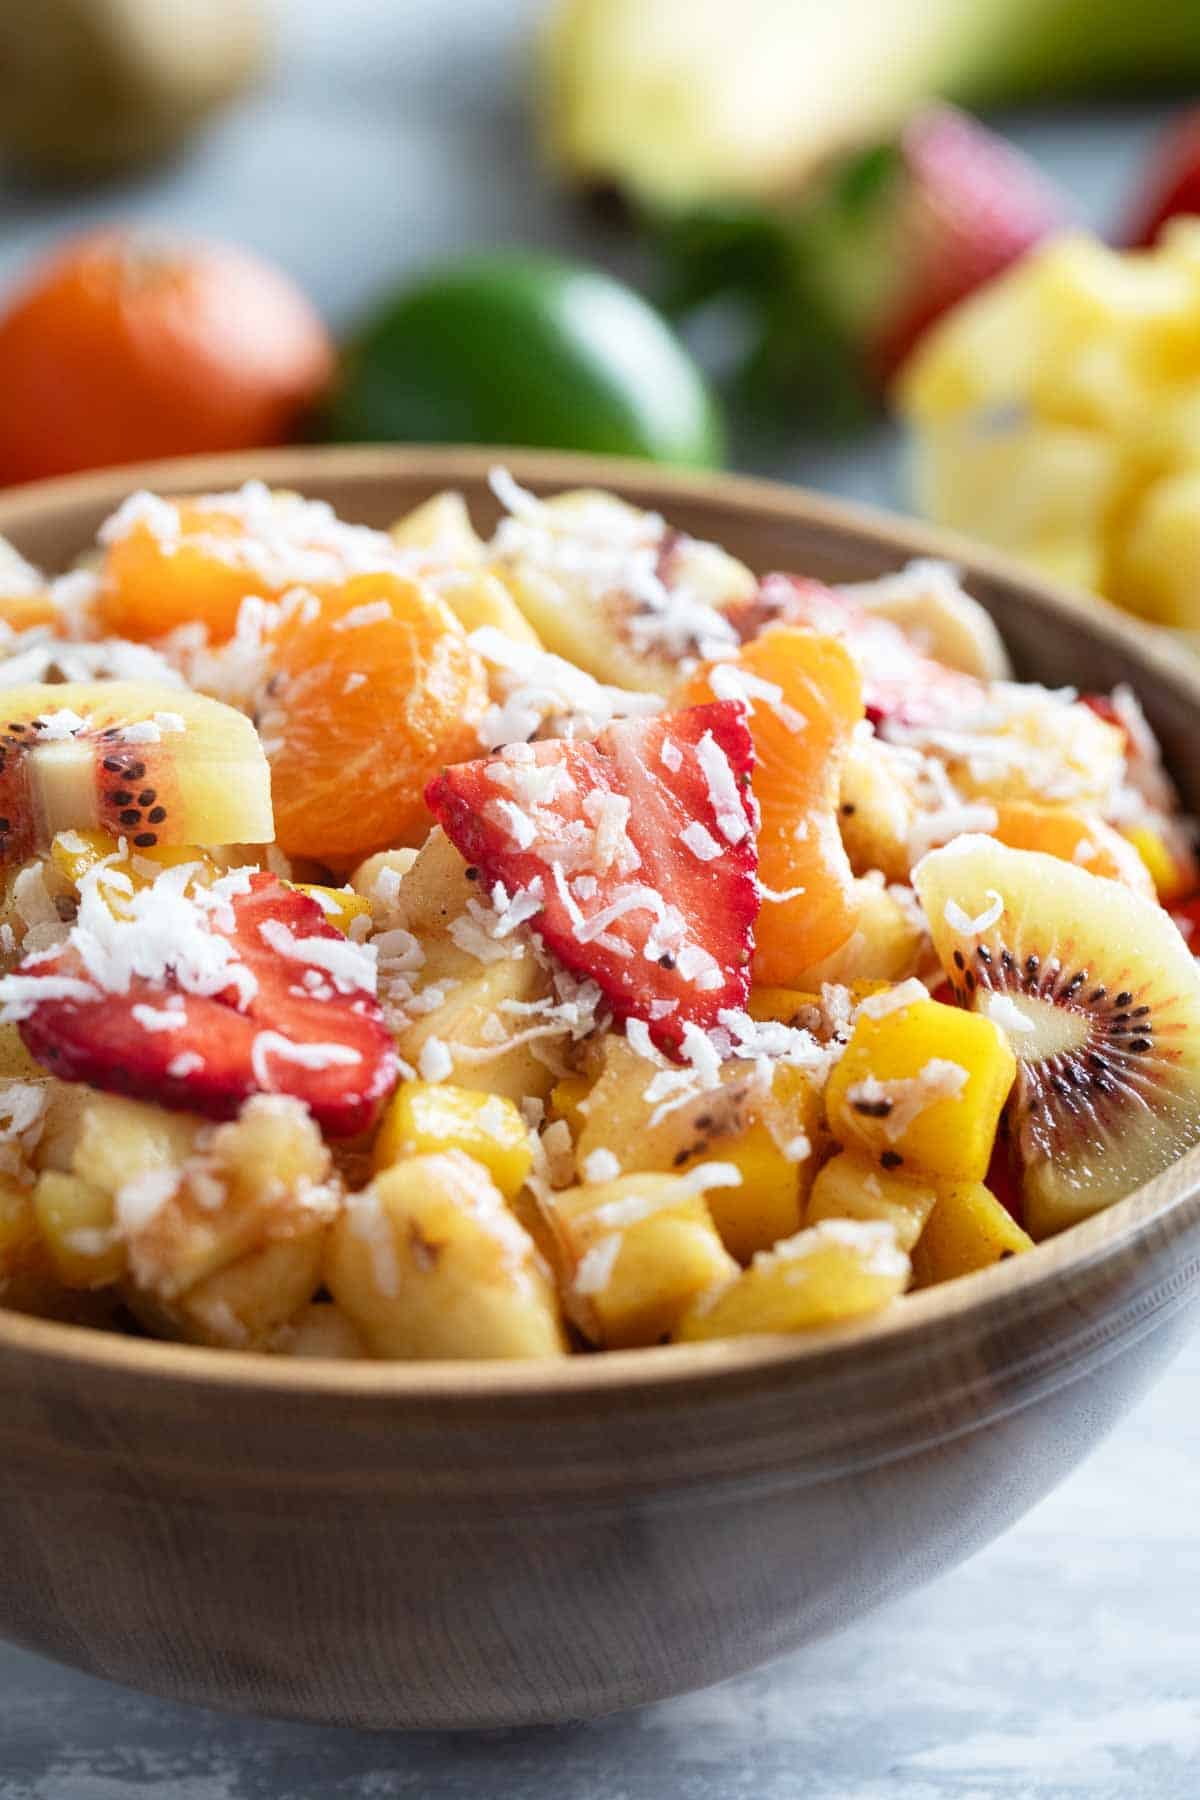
872 107 1067 380
8 873 398 1135
732 574 983 727
1122 110 1200 248
426 700 759 1051
1171 893 1200 954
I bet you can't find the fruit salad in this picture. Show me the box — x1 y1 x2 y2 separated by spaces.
0 471 1196 1360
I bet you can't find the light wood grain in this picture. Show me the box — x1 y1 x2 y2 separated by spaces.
0 447 1197 1729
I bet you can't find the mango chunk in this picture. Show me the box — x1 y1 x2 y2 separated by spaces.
806 1150 937 1253
675 1219 910 1342
547 1171 737 1349
911 1182 1034 1287
825 996 1016 1183
292 882 373 934
372 1081 532 1199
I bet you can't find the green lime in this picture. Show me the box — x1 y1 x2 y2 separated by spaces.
329 253 723 467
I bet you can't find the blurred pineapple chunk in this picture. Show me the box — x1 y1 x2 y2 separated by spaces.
390 490 484 561
373 1081 533 1198
573 1035 822 1261
547 1170 737 1348
326 1151 567 1359
34 1170 124 1288
911 1181 1034 1285
806 1150 937 1252
898 225 1200 623
674 1220 909 1342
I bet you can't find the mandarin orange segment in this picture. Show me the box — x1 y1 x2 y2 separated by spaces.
99 503 267 644
0 592 59 634
990 801 1156 898
678 626 863 983
260 572 487 867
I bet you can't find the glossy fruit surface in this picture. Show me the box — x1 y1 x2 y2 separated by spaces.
329 255 723 467
0 230 333 485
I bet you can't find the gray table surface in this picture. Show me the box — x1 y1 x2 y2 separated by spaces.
0 4 1196 1795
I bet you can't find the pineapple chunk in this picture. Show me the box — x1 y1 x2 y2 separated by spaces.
33 1171 124 1288
574 1036 821 1261
675 1220 910 1342
326 1152 567 1360
291 882 372 933
839 739 917 884
911 1182 1034 1286
442 572 543 648
389 490 484 561
1116 467 1200 629
389 830 570 1102
547 1171 737 1349
825 996 1016 1184
67 1091 200 1197
372 1081 532 1199
99 1094 337 1303
171 1234 328 1348
277 1301 370 1359
806 1150 938 1252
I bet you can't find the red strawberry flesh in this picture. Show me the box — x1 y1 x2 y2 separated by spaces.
426 700 760 1051
1122 110 1200 248
10 873 398 1135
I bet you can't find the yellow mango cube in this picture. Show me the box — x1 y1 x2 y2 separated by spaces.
292 883 373 933
372 1081 532 1199
806 1150 938 1253
825 996 1016 1183
911 1183 1034 1287
326 1152 567 1360
50 829 216 905
675 1220 910 1341
547 1172 737 1349
33 1170 124 1289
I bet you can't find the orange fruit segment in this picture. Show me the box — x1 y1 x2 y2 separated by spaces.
677 626 863 983
259 572 487 868
0 593 59 634
989 801 1155 898
100 501 274 644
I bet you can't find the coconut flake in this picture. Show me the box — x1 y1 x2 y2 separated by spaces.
944 889 1004 937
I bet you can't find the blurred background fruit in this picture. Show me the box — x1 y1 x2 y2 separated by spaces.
0 228 334 484
0 0 267 177
329 254 723 466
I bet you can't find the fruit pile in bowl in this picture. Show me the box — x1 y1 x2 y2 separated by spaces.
0 460 1196 1362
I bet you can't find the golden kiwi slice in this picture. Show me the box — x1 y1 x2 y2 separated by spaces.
914 835 1200 1238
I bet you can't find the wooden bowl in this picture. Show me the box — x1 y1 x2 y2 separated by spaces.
1 447 1198 1732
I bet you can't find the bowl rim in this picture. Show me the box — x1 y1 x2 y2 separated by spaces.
1 442 1198 1402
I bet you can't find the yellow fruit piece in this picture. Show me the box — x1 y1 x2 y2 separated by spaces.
748 986 821 1028
442 572 543 648
33 1170 124 1288
50 829 217 907
349 847 418 906
372 1082 532 1199
173 1235 328 1349
279 1302 370 1359
826 996 1016 1184
326 1152 567 1360
806 1150 937 1253
1121 822 1190 902
990 803 1155 899
574 1036 821 1262
1116 467 1200 628
389 491 483 561
839 738 917 884
548 1074 592 1137
0 1173 45 1276
674 1220 910 1342
910 1182 1034 1287
292 882 373 934
547 1171 737 1349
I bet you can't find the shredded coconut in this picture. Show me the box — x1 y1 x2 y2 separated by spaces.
944 889 1004 936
